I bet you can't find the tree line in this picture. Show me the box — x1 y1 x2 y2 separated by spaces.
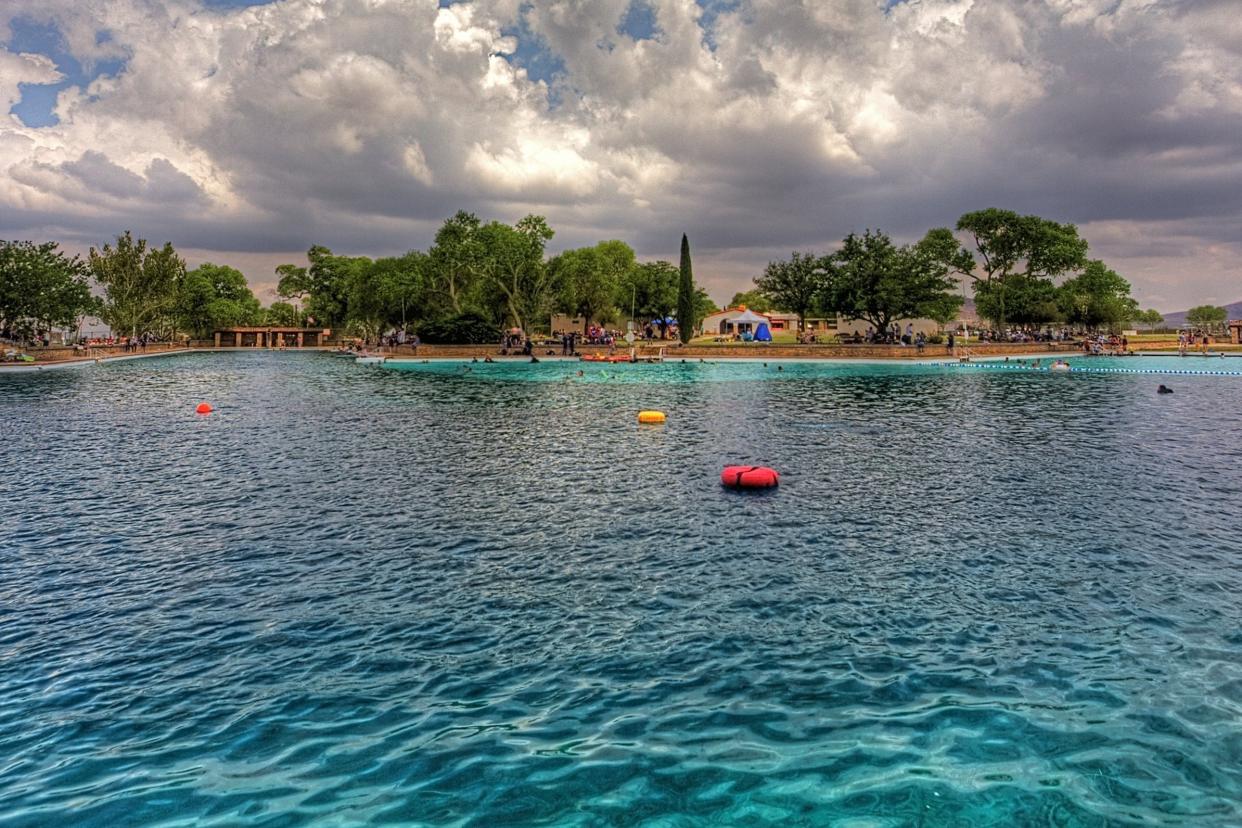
0 216 715 345
1 207 1227 346
744 208 1169 334
269 214 717 344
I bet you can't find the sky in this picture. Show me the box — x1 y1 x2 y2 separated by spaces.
2 0 1240 311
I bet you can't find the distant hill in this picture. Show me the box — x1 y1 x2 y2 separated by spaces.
1160 300 1242 328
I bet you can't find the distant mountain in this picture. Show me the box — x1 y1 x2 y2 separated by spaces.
1160 300 1242 328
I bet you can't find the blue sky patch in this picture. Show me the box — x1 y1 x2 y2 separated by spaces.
6 18 126 127
619 1 659 42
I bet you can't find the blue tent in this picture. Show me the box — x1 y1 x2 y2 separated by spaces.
754 322 772 342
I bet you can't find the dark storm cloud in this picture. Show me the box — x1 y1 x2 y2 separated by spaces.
2 0 1241 305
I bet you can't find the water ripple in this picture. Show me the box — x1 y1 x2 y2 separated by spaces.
1 351 1241 825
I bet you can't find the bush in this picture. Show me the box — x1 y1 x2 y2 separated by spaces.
927 334 945 344
416 312 500 345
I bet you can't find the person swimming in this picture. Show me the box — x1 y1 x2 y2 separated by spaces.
530 356 540 363
1157 384 1173 394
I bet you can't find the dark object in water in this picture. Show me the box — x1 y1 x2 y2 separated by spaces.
1157 384 1173 394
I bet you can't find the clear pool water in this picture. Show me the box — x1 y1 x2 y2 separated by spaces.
3 351 1241 826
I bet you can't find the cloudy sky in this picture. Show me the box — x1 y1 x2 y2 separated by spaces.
2 0 1240 310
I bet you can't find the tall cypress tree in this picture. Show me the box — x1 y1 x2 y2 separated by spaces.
676 233 696 344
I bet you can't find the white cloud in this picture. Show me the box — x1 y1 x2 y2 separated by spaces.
0 0 1240 307
0 49 63 114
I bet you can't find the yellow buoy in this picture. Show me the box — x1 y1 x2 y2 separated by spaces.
637 410 666 424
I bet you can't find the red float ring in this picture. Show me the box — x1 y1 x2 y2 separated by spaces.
721 465 779 489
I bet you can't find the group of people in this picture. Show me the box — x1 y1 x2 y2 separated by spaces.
1177 330 1213 355
378 330 419 349
1082 334 1131 355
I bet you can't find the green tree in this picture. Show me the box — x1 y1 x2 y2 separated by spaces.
975 274 1061 329
727 289 772 312
955 209 1089 329
177 263 262 338
264 301 301 327
753 251 829 331
676 234 697 343
276 247 357 329
1185 304 1228 333
1138 308 1164 331
378 251 429 330
620 261 679 338
693 287 718 322
428 211 483 315
89 231 185 338
1057 260 1137 331
826 229 963 334
551 240 635 332
0 240 97 342
475 215 556 333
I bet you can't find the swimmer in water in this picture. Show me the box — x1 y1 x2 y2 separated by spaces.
1157 384 1173 394
577 370 584 377
530 356 540 363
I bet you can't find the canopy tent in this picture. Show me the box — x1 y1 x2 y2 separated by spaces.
731 309 768 326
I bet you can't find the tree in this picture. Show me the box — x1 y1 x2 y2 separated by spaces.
378 251 429 330
276 247 358 329
676 234 697 343
1186 305 1228 333
975 274 1061 329
475 215 556 333
428 211 483 315
0 240 97 342
753 251 828 331
89 231 185 338
264 301 300 327
551 240 635 332
955 209 1089 330
176 263 262 338
693 287 719 322
826 229 963 335
727 289 772 313
1057 260 1137 332
620 261 679 338
1137 308 1164 332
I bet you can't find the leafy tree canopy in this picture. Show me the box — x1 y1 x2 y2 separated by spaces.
90 231 185 338
727 289 773 313
956 208 1088 328
753 251 827 328
619 260 678 336
826 229 963 334
551 240 635 332
1185 304 1228 332
428 211 484 315
177 262 262 338
475 215 555 333
264 301 301 327
0 240 97 342
1057 260 1137 332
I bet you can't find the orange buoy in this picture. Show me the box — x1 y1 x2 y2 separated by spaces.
195 402 213 414
721 465 779 489
637 410 666 424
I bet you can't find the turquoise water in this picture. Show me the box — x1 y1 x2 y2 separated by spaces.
3 351 1241 826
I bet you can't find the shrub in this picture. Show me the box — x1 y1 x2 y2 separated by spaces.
927 334 945 344
417 312 499 344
